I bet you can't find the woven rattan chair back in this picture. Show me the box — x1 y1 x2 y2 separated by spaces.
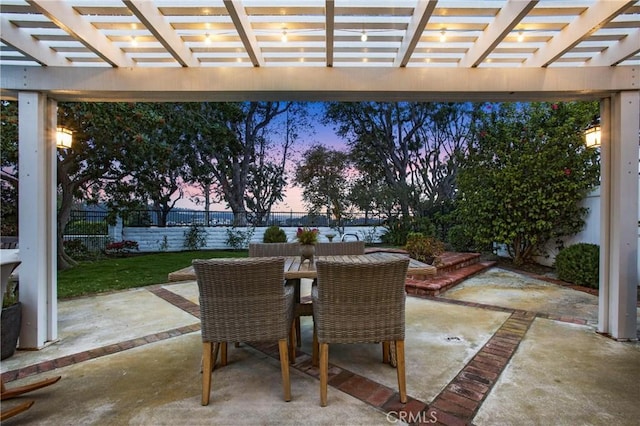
313 257 408 343
248 242 300 257
315 241 365 256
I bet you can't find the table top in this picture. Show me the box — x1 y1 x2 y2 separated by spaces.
168 252 436 282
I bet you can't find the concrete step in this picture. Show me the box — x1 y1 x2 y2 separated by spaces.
406 260 496 297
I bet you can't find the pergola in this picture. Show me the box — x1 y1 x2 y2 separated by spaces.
0 0 638 348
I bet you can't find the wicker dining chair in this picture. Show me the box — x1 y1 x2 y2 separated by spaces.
248 242 300 257
315 241 365 256
192 257 296 405
312 257 410 407
248 241 309 351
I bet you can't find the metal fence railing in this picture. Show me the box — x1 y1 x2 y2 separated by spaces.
63 210 110 252
121 209 385 228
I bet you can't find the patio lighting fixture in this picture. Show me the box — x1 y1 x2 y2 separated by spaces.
56 127 73 149
131 36 138 47
281 29 288 43
440 29 447 43
204 33 211 44
361 30 367 42
584 116 601 149
517 31 524 42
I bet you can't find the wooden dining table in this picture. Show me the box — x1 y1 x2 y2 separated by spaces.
168 251 436 282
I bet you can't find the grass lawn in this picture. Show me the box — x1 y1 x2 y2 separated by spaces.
57 250 247 299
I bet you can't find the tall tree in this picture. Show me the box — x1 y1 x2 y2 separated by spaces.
455 102 600 265
324 102 429 218
185 102 299 225
412 102 482 213
56 102 163 268
294 145 351 226
103 103 189 227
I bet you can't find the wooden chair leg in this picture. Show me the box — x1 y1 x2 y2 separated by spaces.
278 339 292 402
312 324 319 367
395 340 407 403
220 342 228 366
295 317 302 347
289 320 297 362
201 342 213 406
319 343 329 407
0 400 35 421
382 342 390 364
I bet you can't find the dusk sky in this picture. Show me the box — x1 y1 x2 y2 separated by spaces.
175 102 346 213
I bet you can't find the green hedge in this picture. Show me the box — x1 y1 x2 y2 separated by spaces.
555 243 599 288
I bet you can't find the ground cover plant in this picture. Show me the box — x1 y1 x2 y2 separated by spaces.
57 250 246 299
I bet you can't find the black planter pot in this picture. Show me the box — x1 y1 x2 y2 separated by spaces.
1 301 22 360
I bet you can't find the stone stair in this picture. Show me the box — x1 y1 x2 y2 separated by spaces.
405 251 496 297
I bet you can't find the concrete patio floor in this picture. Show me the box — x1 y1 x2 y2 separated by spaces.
1 268 639 425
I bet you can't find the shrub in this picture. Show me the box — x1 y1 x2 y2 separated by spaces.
106 240 139 255
263 225 287 243
404 232 445 264
64 239 91 260
296 227 319 245
555 243 599 288
225 227 254 250
183 224 206 250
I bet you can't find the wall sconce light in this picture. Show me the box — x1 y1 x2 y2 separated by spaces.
584 117 601 149
56 127 73 149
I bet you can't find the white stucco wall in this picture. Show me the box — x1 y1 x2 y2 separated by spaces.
119 226 385 252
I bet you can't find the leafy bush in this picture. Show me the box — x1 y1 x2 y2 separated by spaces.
447 224 484 253
263 225 287 243
555 243 599 288
404 232 445 264
183 224 206 250
106 240 139 255
381 217 436 246
64 239 91 260
225 227 254 250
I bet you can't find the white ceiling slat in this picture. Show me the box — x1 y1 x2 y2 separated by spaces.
0 15 70 66
123 0 198 67
459 0 538 68
0 1 638 70
587 27 640 66
393 0 437 67
325 0 334 67
26 0 134 68
525 0 637 68
223 0 264 67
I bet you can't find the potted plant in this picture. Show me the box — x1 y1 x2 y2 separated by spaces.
2 275 21 360
296 227 320 265
404 232 445 265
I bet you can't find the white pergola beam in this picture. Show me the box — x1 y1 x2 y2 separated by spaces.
587 28 640 67
459 0 538 68
27 0 134 68
223 0 264 67
123 0 199 68
0 15 70 66
526 0 636 68
1 65 636 103
394 0 437 67
325 0 334 67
